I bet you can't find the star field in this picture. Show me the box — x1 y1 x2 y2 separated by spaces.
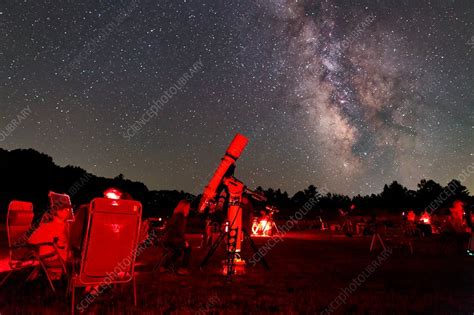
1 0 473 196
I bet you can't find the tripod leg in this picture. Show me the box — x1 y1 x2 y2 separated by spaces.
272 222 280 233
0 270 12 287
243 229 270 270
370 233 376 252
377 233 386 251
200 231 226 268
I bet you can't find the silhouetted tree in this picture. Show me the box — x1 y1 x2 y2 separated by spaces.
415 179 444 210
0 148 470 222
380 181 410 211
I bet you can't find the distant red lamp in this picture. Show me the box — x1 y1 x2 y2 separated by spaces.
104 188 122 200
251 218 273 237
419 211 431 225
407 210 416 222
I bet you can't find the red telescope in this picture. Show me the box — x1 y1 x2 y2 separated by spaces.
198 133 249 213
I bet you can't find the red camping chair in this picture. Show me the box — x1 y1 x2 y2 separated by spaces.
1 200 65 291
47 191 74 220
69 197 142 313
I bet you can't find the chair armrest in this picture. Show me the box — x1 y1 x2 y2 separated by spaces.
10 242 54 249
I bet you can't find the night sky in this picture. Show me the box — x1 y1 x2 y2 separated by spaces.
1 0 473 196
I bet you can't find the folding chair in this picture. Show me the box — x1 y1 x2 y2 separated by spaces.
1 200 64 291
69 197 142 314
48 191 74 219
1 200 36 286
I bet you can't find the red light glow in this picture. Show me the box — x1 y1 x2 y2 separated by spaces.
104 188 122 200
224 221 229 233
420 212 431 225
407 210 416 222
251 219 272 237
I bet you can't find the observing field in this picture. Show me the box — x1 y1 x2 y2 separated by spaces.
1 229 473 315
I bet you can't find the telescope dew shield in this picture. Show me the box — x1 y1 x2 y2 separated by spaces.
226 133 249 160
198 134 249 212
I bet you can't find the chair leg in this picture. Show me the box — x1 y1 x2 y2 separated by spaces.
66 276 72 297
52 245 68 275
71 286 75 315
153 250 171 272
39 259 56 292
60 258 67 275
0 271 13 287
133 275 137 306
26 266 39 281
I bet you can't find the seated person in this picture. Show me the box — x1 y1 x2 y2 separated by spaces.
69 204 89 257
160 200 192 275
28 194 71 279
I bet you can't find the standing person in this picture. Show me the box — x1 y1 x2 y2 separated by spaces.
240 195 254 234
447 201 465 233
465 204 474 255
203 217 212 247
160 200 192 275
443 200 470 254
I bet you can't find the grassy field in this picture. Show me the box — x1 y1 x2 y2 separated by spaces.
1 230 473 314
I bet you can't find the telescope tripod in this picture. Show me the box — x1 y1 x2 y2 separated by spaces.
200 226 270 280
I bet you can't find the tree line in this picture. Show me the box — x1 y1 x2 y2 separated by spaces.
0 148 471 221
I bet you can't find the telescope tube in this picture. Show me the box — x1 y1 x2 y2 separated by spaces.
198 134 249 212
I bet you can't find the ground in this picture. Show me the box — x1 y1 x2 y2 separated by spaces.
1 229 473 314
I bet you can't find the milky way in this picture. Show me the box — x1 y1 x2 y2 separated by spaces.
0 0 473 195
261 0 473 194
